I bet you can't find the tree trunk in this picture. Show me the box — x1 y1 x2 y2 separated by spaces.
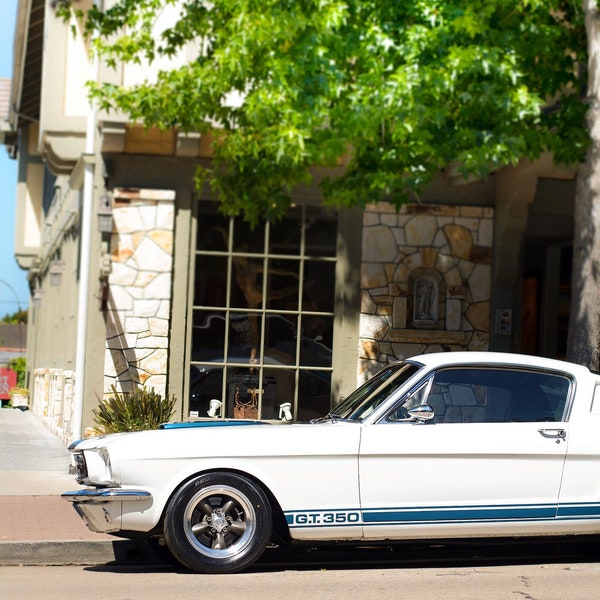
566 1 600 370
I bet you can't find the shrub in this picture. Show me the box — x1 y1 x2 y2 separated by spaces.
93 385 176 434
8 357 26 389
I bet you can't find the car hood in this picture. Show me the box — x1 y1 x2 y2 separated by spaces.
69 419 270 451
69 419 357 457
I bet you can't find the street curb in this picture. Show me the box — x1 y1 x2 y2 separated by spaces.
0 539 169 566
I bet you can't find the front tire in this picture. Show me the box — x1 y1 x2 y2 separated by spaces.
164 472 272 573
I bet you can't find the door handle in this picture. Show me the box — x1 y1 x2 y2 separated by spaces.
538 428 566 440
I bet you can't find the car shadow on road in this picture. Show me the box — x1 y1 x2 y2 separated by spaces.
84 535 600 575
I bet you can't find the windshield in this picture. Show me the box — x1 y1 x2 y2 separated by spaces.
326 362 421 421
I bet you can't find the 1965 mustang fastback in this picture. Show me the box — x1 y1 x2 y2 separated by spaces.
62 351 600 573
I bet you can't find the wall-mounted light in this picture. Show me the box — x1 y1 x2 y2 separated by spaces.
207 399 222 418
97 193 113 233
279 402 293 422
32 288 43 309
49 260 64 287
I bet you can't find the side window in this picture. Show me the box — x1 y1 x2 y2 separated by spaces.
425 368 570 424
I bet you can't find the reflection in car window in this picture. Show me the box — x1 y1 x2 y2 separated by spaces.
384 377 434 422
405 379 432 410
331 363 421 421
423 368 571 424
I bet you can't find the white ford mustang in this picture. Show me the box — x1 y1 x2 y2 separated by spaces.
62 351 600 573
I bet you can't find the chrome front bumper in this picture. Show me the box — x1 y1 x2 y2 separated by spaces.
62 488 152 533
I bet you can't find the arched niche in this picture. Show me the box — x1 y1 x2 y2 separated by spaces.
410 271 444 328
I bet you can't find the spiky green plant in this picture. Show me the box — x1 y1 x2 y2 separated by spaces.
93 385 176 434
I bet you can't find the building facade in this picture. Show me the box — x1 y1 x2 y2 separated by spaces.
1 1 577 443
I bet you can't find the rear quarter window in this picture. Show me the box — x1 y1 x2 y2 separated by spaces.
591 384 600 414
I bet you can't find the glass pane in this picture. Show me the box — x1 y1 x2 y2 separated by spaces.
232 219 265 254
196 203 229 251
429 368 570 424
225 366 262 419
227 313 263 364
300 315 333 367
297 369 332 421
262 367 295 421
268 208 302 255
266 258 300 310
302 260 335 312
305 209 337 257
194 255 228 307
264 314 298 365
336 363 421 420
191 310 226 362
230 255 265 309
189 365 224 418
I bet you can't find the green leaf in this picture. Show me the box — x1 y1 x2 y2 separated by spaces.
60 0 587 221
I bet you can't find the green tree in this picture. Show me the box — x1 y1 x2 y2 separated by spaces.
1 309 27 325
566 1 600 369
8 357 26 389
62 1 586 218
60 1 596 364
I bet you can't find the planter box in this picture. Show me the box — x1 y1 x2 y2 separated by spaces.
10 392 29 410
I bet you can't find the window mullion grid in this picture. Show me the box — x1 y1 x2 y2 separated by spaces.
290 206 308 420
257 222 271 416
192 206 336 421
221 218 235 407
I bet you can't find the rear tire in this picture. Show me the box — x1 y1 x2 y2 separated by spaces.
164 472 272 573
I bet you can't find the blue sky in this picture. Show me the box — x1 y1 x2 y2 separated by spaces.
0 0 30 315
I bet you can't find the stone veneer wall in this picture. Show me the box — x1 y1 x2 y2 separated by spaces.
104 188 176 398
31 368 75 442
359 203 493 381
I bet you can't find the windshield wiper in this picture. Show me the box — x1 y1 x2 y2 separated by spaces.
311 412 345 423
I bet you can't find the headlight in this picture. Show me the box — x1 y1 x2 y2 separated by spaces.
73 447 117 486
71 451 88 483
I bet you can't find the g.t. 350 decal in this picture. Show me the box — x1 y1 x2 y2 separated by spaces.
287 511 361 526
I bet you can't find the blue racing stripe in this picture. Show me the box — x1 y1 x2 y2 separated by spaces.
285 502 600 529
159 420 268 429
362 504 556 524
557 503 600 518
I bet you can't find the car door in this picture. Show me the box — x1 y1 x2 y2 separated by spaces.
557 378 600 526
358 366 571 540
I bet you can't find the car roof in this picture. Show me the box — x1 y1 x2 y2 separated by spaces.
405 351 592 376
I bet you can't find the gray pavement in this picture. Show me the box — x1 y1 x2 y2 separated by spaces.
0 408 164 566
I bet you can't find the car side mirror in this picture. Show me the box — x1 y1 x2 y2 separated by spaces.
408 404 435 423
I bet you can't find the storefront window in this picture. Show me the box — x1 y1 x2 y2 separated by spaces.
189 203 337 422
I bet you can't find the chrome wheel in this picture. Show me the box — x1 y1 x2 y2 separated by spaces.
164 472 272 573
183 484 255 559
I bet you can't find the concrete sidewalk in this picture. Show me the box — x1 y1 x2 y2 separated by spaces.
0 408 164 566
